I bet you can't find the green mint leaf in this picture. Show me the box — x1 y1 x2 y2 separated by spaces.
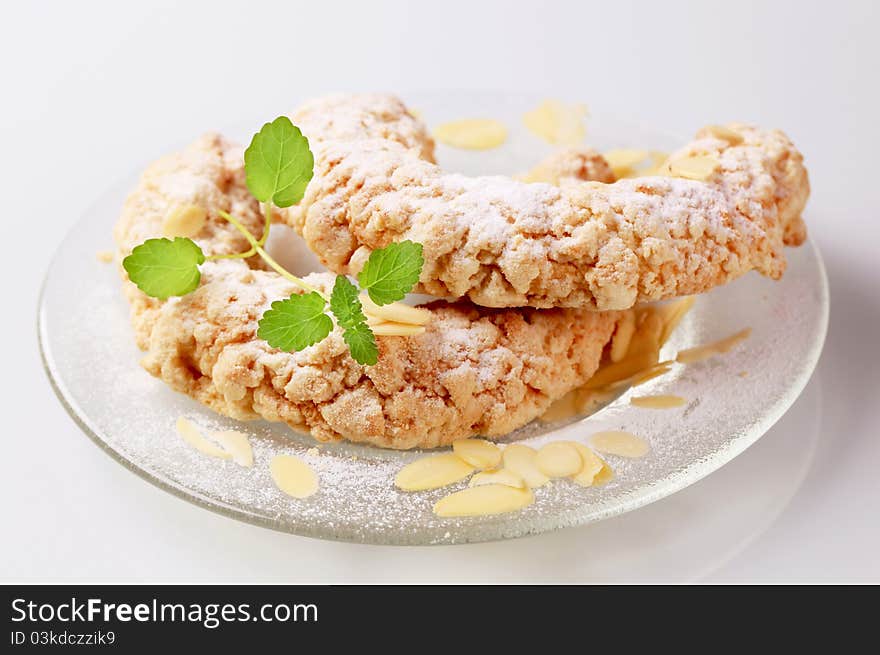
342 321 378 366
329 275 366 328
257 292 332 352
244 116 314 208
122 237 205 299
357 240 424 305
330 276 378 365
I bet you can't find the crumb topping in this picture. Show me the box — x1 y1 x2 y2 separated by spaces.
284 95 809 309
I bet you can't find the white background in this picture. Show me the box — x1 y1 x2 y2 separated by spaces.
2 0 878 582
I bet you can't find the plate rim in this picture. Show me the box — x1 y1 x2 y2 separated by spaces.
37 103 830 545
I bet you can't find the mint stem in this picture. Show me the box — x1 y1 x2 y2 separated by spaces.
208 209 328 300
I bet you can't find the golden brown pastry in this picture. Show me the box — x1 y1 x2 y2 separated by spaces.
284 94 809 309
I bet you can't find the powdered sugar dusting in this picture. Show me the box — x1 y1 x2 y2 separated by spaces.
288 95 808 310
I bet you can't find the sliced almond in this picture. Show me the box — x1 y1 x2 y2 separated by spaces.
610 310 637 362
667 156 720 181
658 296 696 346
585 348 660 390
628 309 664 356
592 461 615 486
517 170 544 184
210 430 254 467
676 328 752 364
631 395 687 409
613 167 638 180
630 362 673 387
394 454 475 491
646 151 670 172
523 99 587 145
535 441 583 478
469 469 526 489
605 150 670 178
162 204 207 238
522 100 563 144
452 438 502 469
706 125 744 146
434 484 534 517
433 119 507 150
589 430 650 458
95 250 114 263
175 417 231 460
603 149 649 179
270 454 319 499
360 294 431 326
371 322 427 337
570 442 605 486
501 444 549 488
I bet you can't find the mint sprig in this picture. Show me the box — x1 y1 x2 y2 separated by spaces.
123 237 205 299
329 275 378 365
358 241 424 305
257 292 333 352
258 254 420 364
244 116 314 208
329 275 366 328
341 321 378 366
123 116 424 366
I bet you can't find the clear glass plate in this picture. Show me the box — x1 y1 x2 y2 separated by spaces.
38 93 829 545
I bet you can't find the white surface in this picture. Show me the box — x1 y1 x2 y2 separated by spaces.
2 0 878 583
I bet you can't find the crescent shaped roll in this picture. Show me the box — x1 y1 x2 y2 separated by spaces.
284 94 809 309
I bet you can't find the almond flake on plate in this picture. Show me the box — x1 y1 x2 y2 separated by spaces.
270 454 319 499
452 438 502 469
434 484 534 517
175 417 231 460
676 328 752 364
535 441 583 478
394 454 475 491
630 362 674 387
501 444 549 488
469 469 526 489
433 119 508 150
630 395 687 409
589 430 650 458
570 442 606 486
592 461 615 486
211 430 254 467
523 99 588 145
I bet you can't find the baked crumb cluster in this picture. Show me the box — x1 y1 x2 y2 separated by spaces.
286 95 808 309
